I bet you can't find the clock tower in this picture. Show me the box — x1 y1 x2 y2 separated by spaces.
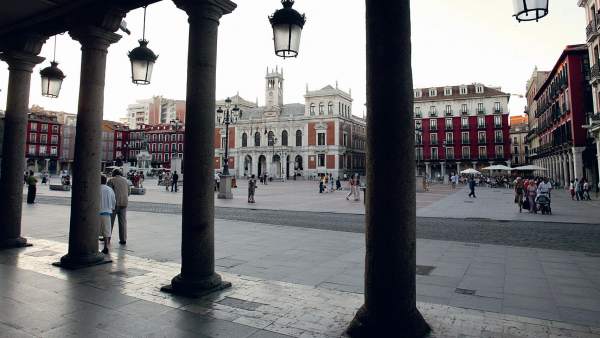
264 66 284 117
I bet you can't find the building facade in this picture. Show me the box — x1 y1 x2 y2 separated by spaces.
527 44 596 186
579 0 600 186
26 113 62 173
413 84 511 181
126 96 186 129
524 67 550 163
510 115 530 166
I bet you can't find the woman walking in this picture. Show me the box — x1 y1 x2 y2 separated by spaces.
248 175 256 203
526 179 537 213
514 177 524 213
346 175 355 200
26 170 37 204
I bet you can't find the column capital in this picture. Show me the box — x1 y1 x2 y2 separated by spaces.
69 25 121 51
0 51 45 72
174 0 237 22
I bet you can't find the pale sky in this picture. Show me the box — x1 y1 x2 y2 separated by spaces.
0 0 587 121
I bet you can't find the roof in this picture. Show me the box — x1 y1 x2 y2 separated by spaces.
510 115 528 126
240 103 305 120
414 84 509 102
28 112 59 123
533 44 588 100
305 85 352 101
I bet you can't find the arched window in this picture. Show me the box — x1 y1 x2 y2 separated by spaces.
310 103 315 115
296 130 302 147
319 102 324 115
254 132 260 147
328 102 333 115
268 131 275 146
242 133 248 147
281 130 288 146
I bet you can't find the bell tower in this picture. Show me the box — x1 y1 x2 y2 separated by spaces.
264 66 284 117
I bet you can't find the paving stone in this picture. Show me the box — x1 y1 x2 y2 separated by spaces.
449 294 503 312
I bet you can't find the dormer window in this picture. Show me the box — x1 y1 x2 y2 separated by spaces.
414 89 422 98
475 85 484 94
460 86 468 95
444 88 452 96
429 89 437 97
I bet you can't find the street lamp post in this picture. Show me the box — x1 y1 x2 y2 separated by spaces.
216 98 240 199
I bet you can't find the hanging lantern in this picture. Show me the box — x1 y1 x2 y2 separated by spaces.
128 6 158 84
513 0 548 22
269 0 306 58
40 35 66 98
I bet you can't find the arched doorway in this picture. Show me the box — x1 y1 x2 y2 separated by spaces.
258 155 266 177
286 155 290 179
244 155 253 177
294 155 303 178
272 154 281 178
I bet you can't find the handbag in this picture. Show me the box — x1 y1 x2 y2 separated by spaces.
523 198 530 210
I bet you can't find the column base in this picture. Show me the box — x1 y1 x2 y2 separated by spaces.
346 304 431 338
0 237 32 250
53 252 112 270
217 175 233 199
161 272 231 298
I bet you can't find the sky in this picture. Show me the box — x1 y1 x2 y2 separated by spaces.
0 0 588 121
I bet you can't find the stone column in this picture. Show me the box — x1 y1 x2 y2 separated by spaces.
346 1 430 336
424 162 431 179
596 139 600 186
456 162 461 175
56 21 122 269
562 153 570 186
441 162 447 184
162 0 236 297
0 38 46 249
573 147 585 180
568 152 575 181
472 161 478 170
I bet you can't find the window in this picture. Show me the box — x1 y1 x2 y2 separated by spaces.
39 145 46 155
477 116 485 128
416 148 423 160
40 134 47 143
429 119 437 130
495 130 503 143
158 143 163 151
343 132 348 146
281 130 288 146
172 143 176 151
495 145 504 159
165 153 170 162
416 132 422 145
429 106 437 116
165 144 170 152
318 154 325 167
30 122 37 131
179 143 183 152
445 118 453 129
461 104 468 114
28 145 36 155
430 133 438 145
445 105 452 115
51 135 58 144
476 85 484 94
171 134 176 142
431 147 438 160
462 146 470 159
268 131 275 146
494 115 502 127
445 132 453 144
461 117 469 128
242 133 248 147
494 102 501 113
477 102 484 113
414 89 422 98
460 87 467 95
414 106 421 116
446 147 454 159
50 146 57 155
328 102 333 114
116 141 122 148
29 133 36 143
296 130 302 146
255 132 261 146
52 125 59 133
478 131 486 143
178 134 184 142
319 103 324 115
415 120 422 130
444 87 452 96
478 146 487 159
429 88 437 97
41 124 48 132
310 103 315 115
514 146 518 154
317 132 326 146
461 132 470 144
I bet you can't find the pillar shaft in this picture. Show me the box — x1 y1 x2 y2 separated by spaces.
59 25 121 268
0 51 45 248
347 0 430 336
573 147 585 180
164 0 235 296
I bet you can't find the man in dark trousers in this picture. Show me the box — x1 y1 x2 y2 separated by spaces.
468 176 477 198
171 171 179 192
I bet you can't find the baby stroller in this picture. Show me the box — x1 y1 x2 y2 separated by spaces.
536 194 552 215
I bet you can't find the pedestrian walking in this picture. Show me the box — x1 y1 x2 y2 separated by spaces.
353 174 361 201
248 174 256 203
467 176 476 198
346 175 355 200
336 177 341 190
450 173 457 189
569 180 575 200
575 178 583 201
171 171 179 192
263 173 268 185
99 175 116 254
526 179 537 213
107 169 130 245
26 170 37 204
214 172 221 191
329 173 334 192
319 175 325 193
583 178 592 200
514 177 524 213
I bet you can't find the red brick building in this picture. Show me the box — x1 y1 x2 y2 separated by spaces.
129 124 184 168
413 84 511 181
26 113 61 172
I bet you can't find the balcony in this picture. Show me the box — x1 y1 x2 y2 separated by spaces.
477 109 485 115
591 63 600 85
445 125 453 131
444 110 453 117
430 140 438 146
493 108 503 114
461 124 470 130
445 140 454 146
429 126 438 132
461 110 469 116
588 19 599 42
414 112 422 118
477 124 486 130
429 111 438 117
495 138 504 144
494 124 502 129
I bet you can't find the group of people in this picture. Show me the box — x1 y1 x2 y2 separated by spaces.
128 170 145 188
345 174 361 201
513 177 553 213
158 170 179 192
569 178 593 201
99 169 130 254
319 173 342 194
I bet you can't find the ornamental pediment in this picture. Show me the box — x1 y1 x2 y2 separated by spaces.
314 122 328 130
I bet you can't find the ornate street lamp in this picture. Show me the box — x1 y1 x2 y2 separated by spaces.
513 0 549 22
217 98 241 176
269 0 306 58
40 36 66 98
128 6 158 84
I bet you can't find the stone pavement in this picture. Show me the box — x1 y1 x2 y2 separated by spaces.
17 203 600 330
417 185 600 224
1 237 600 338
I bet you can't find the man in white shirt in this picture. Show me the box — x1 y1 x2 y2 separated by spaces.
100 175 116 254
